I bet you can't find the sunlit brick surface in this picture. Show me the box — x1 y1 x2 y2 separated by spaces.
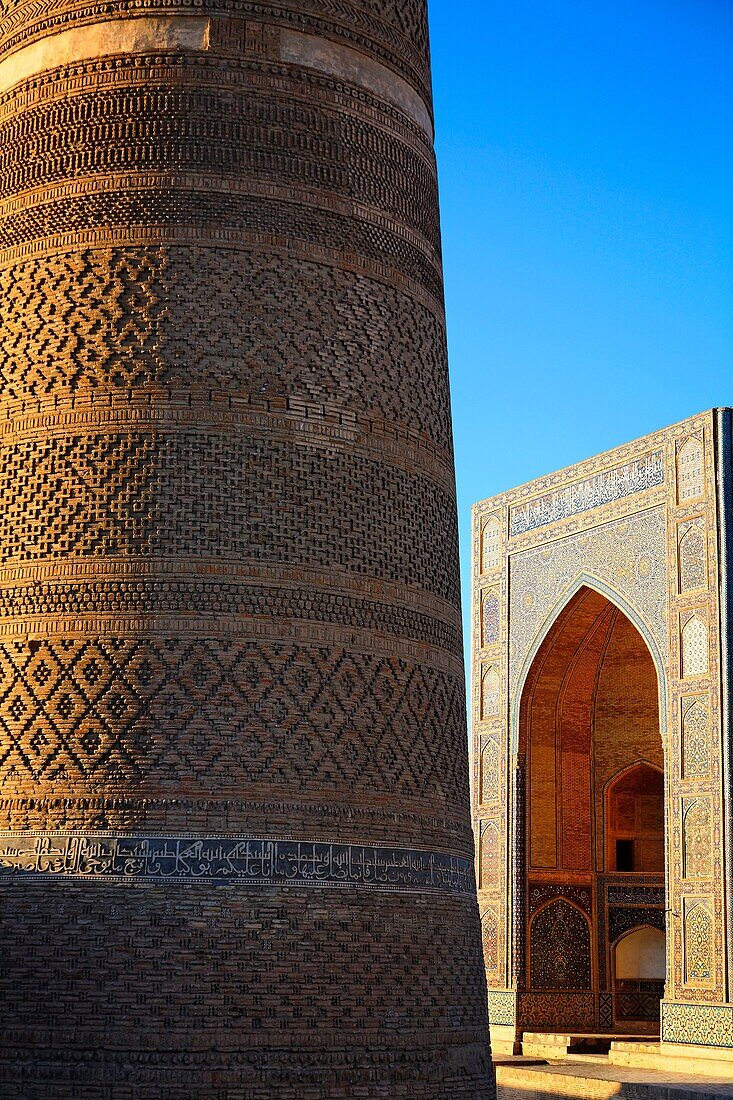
0 2 494 1095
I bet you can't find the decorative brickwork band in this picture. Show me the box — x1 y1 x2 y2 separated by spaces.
0 16 211 95
0 833 474 895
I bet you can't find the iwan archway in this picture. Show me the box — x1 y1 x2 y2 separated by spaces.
472 411 733 1069
519 586 667 1034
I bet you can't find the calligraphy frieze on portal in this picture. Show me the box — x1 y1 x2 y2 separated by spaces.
607 884 665 905
509 451 664 536
0 834 475 896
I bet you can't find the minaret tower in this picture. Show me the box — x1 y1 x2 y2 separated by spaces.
0 2 494 1095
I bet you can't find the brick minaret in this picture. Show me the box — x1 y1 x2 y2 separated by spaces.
0 2 494 1096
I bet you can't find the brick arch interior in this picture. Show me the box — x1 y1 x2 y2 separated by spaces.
519 586 665 1034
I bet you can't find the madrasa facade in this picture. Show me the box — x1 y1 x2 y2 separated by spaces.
0 0 496 1097
473 408 733 1073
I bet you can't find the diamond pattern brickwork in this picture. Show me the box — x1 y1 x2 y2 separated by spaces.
0 636 468 806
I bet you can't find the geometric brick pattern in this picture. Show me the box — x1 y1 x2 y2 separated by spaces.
0 888 490 1098
0 432 459 602
0 582 462 654
0 186 446 301
0 95 441 252
0 248 453 446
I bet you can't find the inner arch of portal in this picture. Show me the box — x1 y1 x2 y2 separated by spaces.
514 586 668 1033
510 573 669 760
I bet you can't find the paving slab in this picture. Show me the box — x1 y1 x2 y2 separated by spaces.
495 1057 733 1099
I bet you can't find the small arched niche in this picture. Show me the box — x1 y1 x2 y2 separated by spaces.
606 763 664 873
614 926 666 983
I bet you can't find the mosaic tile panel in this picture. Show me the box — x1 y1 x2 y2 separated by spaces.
663 1002 733 1046
679 518 707 593
685 900 714 985
528 882 592 916
677 436 705 503
682 613 710 678
482 907 499 972
487 990 516 1027
481 516 501 574
529 900 592 991
482 590 500 648
509 507 668 697
481 738 500 805
683 800 713 880
517 992 596 1030
682 697 712 779
481 666 500 720
480 823 499 891
608 906 665 942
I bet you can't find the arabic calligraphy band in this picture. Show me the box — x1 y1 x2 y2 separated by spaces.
0 834 475 896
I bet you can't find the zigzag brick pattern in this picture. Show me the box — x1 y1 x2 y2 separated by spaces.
0 0 494 1095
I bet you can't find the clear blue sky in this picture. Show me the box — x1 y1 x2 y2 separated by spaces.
429 0 733 659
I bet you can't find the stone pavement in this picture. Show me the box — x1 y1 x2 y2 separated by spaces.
495 1056 733 1098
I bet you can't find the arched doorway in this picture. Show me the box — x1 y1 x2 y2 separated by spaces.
613 926 666 1025
519 586 666 1034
